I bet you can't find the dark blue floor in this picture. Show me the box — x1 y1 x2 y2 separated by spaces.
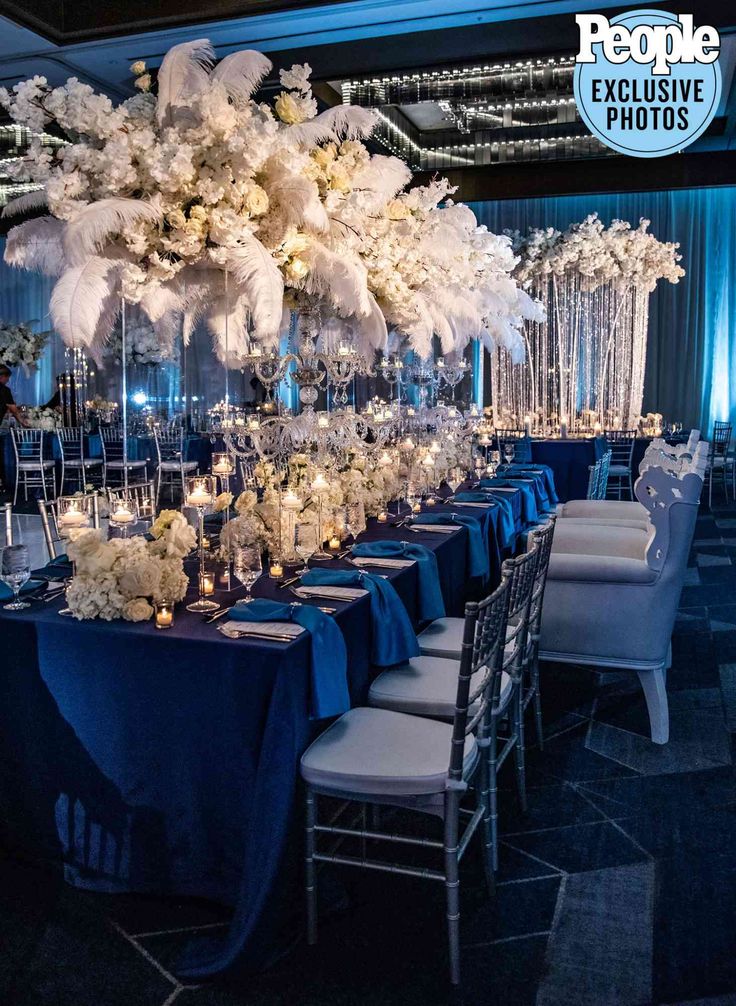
2 503 736 1005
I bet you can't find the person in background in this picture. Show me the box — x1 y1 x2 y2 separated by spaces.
0 365 28 427
0 363 29 492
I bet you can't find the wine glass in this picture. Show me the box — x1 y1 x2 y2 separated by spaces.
232 544 263 602
503 442 515 466
294 523 318 575
344 503 364 541
1 545 31 610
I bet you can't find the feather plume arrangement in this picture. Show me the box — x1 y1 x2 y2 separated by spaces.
0 36 538 365
156 38 215 128
1 189 48 218
206 295 251 366
50 256 122 355
5 217 65 276
211 49 271 104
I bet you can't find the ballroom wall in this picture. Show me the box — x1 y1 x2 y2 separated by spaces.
1 183 734 432
470 186 736 435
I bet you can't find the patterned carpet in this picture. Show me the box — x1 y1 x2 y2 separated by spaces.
2 502 736 1006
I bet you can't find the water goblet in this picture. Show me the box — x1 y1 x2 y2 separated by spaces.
1 544 31 610
294 524 318 576
503 443 515 466
233 544 263 602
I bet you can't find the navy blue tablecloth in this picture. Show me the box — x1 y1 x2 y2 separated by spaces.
0 496 517 980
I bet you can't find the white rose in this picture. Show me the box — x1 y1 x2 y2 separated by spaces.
122 597 154 622
118 559 162 599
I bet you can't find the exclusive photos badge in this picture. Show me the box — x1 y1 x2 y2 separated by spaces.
573 9 721 158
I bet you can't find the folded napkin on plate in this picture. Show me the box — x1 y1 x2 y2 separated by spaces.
499 463 559 505
411 512 489 581
351 540 445 622
454 491 494 503
32 553 72 581
293 584 367 601
301 568 418 667
229 598 349 719
408 523 456 533
0 578 46 601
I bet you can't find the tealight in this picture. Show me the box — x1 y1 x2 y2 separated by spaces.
311 473 329 492
187 488 212 507
328 536 341 550
269 561 284 578
412 502 422 513
155 602 174 629
317 415 330 429
59 506 88 528
283 489 301 510
377 510 388 522
110 504 135 525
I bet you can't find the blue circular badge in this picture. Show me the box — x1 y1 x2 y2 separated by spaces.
574 9 721 158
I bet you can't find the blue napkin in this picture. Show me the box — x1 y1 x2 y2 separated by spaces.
300 568 419 667
498 469 549 509
351 540 445 622
229 598 349 719
32 553 72 580
0 578 46 601
480 478 538 525
453 491 494 503
411 512 489 581
469 487 517 548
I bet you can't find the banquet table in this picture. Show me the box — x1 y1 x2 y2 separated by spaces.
0 488 530 980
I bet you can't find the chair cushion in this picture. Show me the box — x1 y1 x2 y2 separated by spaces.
65 459 103 467
551 522 650 560
159 460 198 472
106 460 147 469
560 500 648 520
18 460 54 470
369 654 511 719
300 706 477 797
608 464 632 475
418 617 464 658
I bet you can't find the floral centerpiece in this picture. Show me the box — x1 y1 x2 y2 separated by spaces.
65 509 196 621
104 308 176 366
2 41 539 364
0 320 51 373
21 404 61 430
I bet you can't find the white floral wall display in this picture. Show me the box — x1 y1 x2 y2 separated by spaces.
492 215 685 432
1 41 540 371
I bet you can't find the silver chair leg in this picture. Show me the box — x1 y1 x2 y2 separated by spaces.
443 800 461 986
489 722 499 872
305 788 317 945
513 685 527 814
532 650 544 750
477 744 495 896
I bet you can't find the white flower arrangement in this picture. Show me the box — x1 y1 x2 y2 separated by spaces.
22 405 61 430
0 320 51 374
2 41 537 365
104 308 176 366
508 214 685 293
65 510 196 621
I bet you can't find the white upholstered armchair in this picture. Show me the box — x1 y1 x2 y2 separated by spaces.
539 462 704 744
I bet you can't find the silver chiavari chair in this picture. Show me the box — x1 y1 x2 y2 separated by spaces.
12 427 56 504
153 427 198 504
106 481 157 524
521 519 556 750
597 449 612 499
301 574 512 986
57 426 103 494
38 494 100 561
604 429 637 499
586 459 601 500
706 420 732 507
99 426 148 487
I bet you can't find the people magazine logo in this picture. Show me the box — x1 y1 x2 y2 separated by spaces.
573 10 721 158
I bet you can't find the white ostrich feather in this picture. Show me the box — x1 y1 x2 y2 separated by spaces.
267 172 329 233
63 198 163 266
206 296 251 366
424 297 456 355
4 217 65 276
403 295 434 359
303 242 370 319
1 189 48 218
151 311 181 355
212 50 271 104
351 155 412 202
356 294 388 353
515 287 546 323
50 257 121 352
288 106 377 146
222 234 284 342
156 38 215 128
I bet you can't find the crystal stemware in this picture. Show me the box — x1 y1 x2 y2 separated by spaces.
294 523 318 576
233 544 263 602
503 443 515 466
1 544 31 610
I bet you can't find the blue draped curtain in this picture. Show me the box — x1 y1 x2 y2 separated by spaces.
469 187 736 435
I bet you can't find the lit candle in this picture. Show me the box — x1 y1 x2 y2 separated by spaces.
187 488 212 507
337 343 351 357
425 497 436 506
311 473 329 492
594 422 602 435
283 489 301 510
407 407 416 417
524 414 532 437
328 535 341 550
402 436 415 450
111 504 135 525
377 510 388 522
247 417 260 431
235 417 245 427
200 573 215 596
422 454 435 468
436 357 445 369
379 451 392 466
317 415 329 429
412 502 422 513
59 504 88 528
155 603 173 629
430 440 441 454
269 561 284 578
212 455 234 475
